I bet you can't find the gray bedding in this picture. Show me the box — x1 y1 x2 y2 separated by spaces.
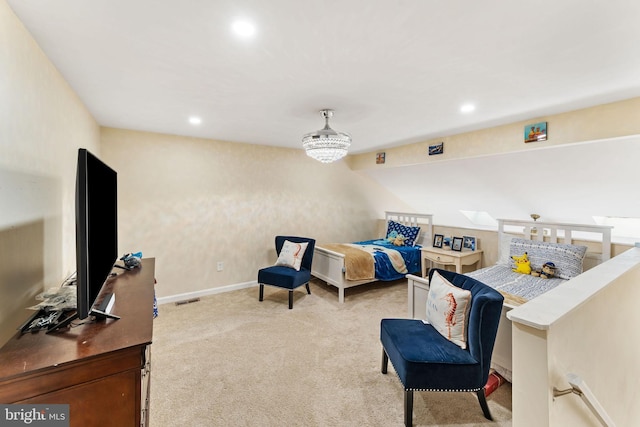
466 264 566 304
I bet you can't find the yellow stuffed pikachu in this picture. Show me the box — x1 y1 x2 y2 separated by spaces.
512 252 532 275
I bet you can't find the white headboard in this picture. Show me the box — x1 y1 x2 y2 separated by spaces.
385 211 434 247
498 219 613 270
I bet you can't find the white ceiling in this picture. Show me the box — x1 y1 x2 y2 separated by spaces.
7 0 640 154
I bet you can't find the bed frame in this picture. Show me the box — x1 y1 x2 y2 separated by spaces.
408 218 613 382
312 211 433 303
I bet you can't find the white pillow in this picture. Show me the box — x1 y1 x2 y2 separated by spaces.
426 270 472 349
275 240 308 271
496 233 518 266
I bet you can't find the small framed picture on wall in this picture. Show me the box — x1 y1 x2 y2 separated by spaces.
452 237 464 252
428 142 444 155
524 121 547 143
433 234 444 248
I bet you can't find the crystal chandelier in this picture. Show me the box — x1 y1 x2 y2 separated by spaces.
302 109 351 163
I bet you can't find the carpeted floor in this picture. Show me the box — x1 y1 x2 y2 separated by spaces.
149 278 512 426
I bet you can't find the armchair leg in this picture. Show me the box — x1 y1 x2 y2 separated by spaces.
288 291 293 309
404 390 413 427
259 284 264 302
305 282 311 294
476 389 493 421
381 348 388 374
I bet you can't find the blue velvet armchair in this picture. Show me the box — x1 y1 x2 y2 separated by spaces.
380 268 504 426
258 236 315 309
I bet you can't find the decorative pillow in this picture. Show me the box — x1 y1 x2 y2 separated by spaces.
386 220 421 247
509 238 587 280
425 270 472 349
275 240 308 271
496 233 518 266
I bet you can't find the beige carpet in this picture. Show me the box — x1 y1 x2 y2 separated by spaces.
149 278 512 426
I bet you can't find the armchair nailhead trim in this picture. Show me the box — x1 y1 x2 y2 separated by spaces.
406 387 481 392
387 357 481 393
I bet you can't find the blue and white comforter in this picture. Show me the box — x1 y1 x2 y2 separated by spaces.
351 239 422 281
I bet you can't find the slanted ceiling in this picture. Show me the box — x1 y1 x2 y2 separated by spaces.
361 135 640 235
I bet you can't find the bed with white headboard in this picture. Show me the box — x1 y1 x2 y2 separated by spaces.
312 211 433 303
407 218 612 382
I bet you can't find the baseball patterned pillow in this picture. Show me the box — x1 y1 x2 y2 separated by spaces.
425 270 472 349
275 240 308 271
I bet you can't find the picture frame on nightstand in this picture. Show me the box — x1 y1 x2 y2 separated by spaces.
433 234 444 248
452 237 463 252
463 235 476 251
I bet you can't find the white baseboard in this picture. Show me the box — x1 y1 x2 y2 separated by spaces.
157 281 258 305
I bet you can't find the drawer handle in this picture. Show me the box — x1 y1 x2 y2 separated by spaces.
436 256 441 261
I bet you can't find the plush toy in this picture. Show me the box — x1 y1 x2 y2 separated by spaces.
386 231 406 246
531 262 557 279
392 234 406 246
512 252 532 275
120 252 142 269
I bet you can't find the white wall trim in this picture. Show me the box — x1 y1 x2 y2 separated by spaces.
157 281 258 305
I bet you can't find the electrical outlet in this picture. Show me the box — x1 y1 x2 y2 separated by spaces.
217 261 224 271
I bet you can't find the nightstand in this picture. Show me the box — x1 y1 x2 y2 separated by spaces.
421 247 483 277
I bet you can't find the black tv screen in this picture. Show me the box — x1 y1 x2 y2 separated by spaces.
75 148 118 320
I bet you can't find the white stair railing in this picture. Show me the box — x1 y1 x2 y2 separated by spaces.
553 373 616 427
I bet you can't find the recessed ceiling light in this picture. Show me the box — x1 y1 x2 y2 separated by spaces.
460 104 475 113
232 20 256 38
189 116 202 125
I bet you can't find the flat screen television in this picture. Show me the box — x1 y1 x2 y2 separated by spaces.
50 148 120 333
75 148 119 320
48 149 120 332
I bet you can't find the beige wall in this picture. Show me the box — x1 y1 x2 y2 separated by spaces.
100 128 411 299
0 0 100 345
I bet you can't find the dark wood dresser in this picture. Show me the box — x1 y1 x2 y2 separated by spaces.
0 258 155 427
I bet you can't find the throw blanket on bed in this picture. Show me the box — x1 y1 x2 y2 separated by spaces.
320 240 421 281
351 244 408 275
498 291 528 307
321 243 375 280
